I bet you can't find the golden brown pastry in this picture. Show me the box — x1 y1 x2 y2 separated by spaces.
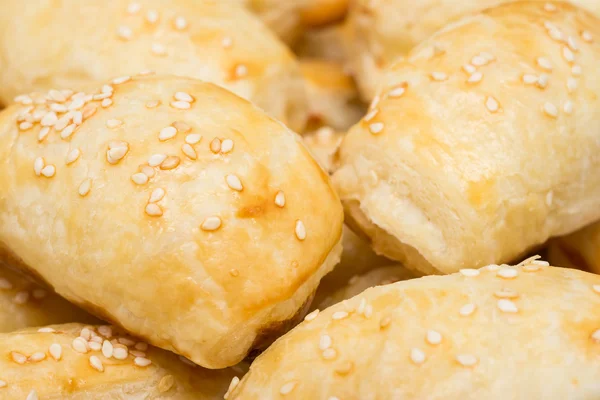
230 258 600 399
346 0 600 99
548 221 600 274
301 61 365 132
0 323 242 398
0 76 344 368
0 266 98 333
0 0 307 131
333 1 600 275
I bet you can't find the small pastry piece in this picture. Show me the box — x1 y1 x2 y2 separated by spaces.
345 0 600 99
230 259 600 399
0 0 307 131
0 76 343 368
0 323 241 398
549 221 600 274
300 61 365 132
333 1 600 275
0 266 98 333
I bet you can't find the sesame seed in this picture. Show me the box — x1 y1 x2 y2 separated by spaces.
224 377 240 399
172 121 191 133
173 92 193 103
131 173 149 185
305 309 319 321
364 305 373 318
568 36 579 51
185 133 202 144
73 111 83 125
88 341 102 351
467 72 483 83
229 269 239 277
106 119 123 129
562 47 575 63
322 348 337 360
497 299 518 313
107 144 129 164
174 16 188 30
543 102 558 118
537 74 549 89
89 355 104 372
146 100 160 109
295 220 307 241
537 57 553 70
532 260 550 266
146 9 159 23
567 77 578 93
581 30 593 42
370 95 381 110
148 154 167 167
73 337 89 353
26 390 38 400
462 64 476 74
117 25 133 40
68 98 85 111
135 342 148 351
485 96 499 113
151 43 167 56
235 64 248 78
15 94 33 104
319 335 332 350
426 330 442 345
494 288 519 299
182 144 197 160
65 148 81 165
41 165 56 178
456 354 478 367
459 303 476 316
60 124 76 140
280 381 297 395
149 188 165 203
171 101 191 110
201 216 222 231
431 72 447 81
459 269 479 277
0 278 12 289
50 103 68 113
41 111 58 126
471 55 487 66
410 348 426 364
544 3 556 12
160 156 180 170
102 85 114 94
79 178 92 196
101 98 113 108
138 69 154 76
145 203 163 217
572 65 582 76
127 2 141 14
0 381 6 388
221 139 234 153
592 285 600 294
334 360 354 376
522 74 538 84
388 85 406 98
592 329 600 343
102 340 114 358
113 346 128 360
548 28 564 42
134 357 152 367
275 191 285 207
19 121 33 131
332 311 348 320
222 36 233 48
112 76 131 85
497 268 518 279
226 174 243 191
159 126 177 141
34 157 45 176
369 122 384 134
13 291 29 304
380 316 391 329
11 352 27 364
522 264 541 272
363 108 378 122
98 325 112 338
82 104 97 120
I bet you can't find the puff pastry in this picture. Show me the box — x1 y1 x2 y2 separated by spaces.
301 61 365 132
230 259 600 399
548 221 600 274
0 323 242 399
0 76 343 368
0 266 98 333
346 0 600 99
0 0 307 131
333 1 600 275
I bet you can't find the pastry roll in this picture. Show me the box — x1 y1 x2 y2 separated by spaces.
548 221 600 274
333 1 600 275
229 259 600 399
346 0 600 99
0 0 307 131
301 61 365 132
0 323 241 399
0 76 343 368
0 266 98 333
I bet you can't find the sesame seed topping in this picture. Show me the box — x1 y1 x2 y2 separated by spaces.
145 203 163 217
275 191 286 207
174 16 188 30
235 64 248 78
388 85 406 98
572 65 582 76
106 119 123 129
41 165 56 178
467 72 483 83
174 92 193 102
581 31 593 42
117 25 133 41
159 126 177 141
79 178 92 197
146 9 159 23
280 381 297 395
0 381 6 388
221 139 234 153
497 268 518 279
592 285 600 294
431 72 448 81
101 98 113 108
148 154 167 167
522 264 541 272
305 309 319 321
160 156 180 170
113 346 128 360
426 330 442 345
463 64 476 74
106 143 129 164
547 28 564 42
380 316 391 329
182 144 197 160
118 337 135 346
34 157 45 176
522 74 538 84
98 325 112 338
537 57 553 70
471 55 487 66
171 121 190 134
322 348 337 360
494 288 519 299
459 303 476 316
11 352 27 364
171 101 191 110
89 355 104 372
26 390 38 400
222 36 233 48
134 357 152 367
544 3 556 12
319 334 332 350
112 76 131 85
485 96 499 113
536 74 549 89
456 354 478 367
131 173 149 185
15 94 33 105
592 329 600 343
127 2 141 14
369 122 384 134
224 377 240 399
332 311 348 320
146 100 160 109
150 43 167 56
19 121 33 131
41 111 58 126
364 305 373 318
567 77 578 93
200 216 222 231
72 337 88 353
50 103 67 113
65 148 81 165
543 102 558 118
295 220 307 241
459 269 479 277
363 108 378 122
497 299 518 313
149 188 165 203
60 124 76 140
226 174 243 191
27 351 45 362
410 348 426 364
185 133 202 144
563 100 573 114
562 47 575 63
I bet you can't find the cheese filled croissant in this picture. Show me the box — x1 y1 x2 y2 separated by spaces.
230 258 600 399
333 1 600 275
0 0 307 131
0 76 343 368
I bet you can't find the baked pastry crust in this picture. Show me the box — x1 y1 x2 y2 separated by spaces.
334 1 600 275
548 221 600 274
0 76 343 368
0 0 307 131
230 260 600 399
345 0 600 99
0 323 242 399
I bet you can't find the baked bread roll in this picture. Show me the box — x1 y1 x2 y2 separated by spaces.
0 76 343 368
0 0 307 131
0 323 242 399
346 0 600 99
229 259 600 399
333 1 600 275
548 221 600 274
301 61 365 132
0 266 98 333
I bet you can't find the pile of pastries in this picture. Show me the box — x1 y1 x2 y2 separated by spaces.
0 0 599 398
